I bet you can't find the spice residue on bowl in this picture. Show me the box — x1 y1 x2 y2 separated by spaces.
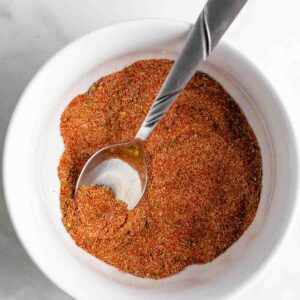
58 59 262 279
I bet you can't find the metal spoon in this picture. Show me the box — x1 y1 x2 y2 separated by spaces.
75 0 248 209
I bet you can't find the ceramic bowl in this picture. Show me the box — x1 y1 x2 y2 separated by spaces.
3 19 298 300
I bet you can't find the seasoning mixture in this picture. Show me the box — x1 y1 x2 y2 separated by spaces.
59 59 262 279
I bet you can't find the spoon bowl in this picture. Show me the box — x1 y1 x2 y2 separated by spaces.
75 139 147 209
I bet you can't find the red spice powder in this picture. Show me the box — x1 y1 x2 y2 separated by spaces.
58 59 262 279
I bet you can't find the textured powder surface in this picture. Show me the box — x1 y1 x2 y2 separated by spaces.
58 59 262 279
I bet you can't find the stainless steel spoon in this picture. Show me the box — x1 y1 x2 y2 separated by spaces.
76 0 248 209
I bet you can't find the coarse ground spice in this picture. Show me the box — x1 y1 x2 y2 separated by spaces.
58 59 262 279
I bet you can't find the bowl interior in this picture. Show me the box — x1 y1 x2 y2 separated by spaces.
3 20 297 300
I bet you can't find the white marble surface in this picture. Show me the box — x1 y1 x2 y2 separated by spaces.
0 0 300 299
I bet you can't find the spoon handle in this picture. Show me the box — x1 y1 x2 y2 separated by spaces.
135 0 248 141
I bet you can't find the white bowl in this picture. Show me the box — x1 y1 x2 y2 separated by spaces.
3 19 298 300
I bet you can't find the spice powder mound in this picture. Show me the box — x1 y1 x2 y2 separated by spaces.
58 59 262 279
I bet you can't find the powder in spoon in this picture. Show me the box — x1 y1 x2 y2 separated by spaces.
58 59 262 279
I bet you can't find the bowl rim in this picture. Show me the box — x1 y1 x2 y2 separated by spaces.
2 18 299 299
